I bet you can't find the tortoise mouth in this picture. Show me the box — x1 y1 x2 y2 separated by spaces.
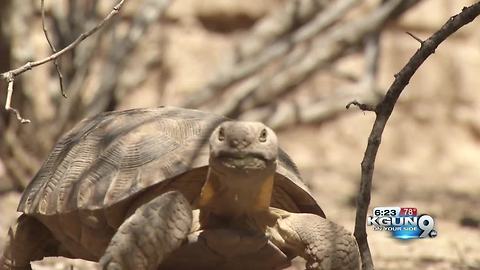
212 151 273 170
219 156 267 170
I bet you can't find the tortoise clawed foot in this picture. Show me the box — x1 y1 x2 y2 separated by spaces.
271 212 361 270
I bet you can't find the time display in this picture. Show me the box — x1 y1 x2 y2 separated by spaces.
372 206 401 217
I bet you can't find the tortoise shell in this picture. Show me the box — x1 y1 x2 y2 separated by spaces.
18 107 324 218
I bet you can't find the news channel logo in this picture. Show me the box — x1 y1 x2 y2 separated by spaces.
367 207 437 240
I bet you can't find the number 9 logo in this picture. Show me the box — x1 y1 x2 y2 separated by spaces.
418 215 435 238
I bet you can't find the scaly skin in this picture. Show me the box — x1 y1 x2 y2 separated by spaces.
99 191 192 270
268 208 361 270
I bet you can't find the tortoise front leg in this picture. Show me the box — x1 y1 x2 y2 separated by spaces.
100 191 193 270
269 211 360 270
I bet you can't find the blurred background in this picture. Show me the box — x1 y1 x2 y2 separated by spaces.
0 0 479 269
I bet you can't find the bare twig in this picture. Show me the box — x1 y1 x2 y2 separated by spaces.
215 0 418 117
4 74 30 123
41 0 66 98
241 86 380 129
236 0 330 60
346 30 382 112
346 100 376 111
353 3 480 270
243 38 384 129
182 0 361 108
406 31 424 44
4 129 39 181
1 0 125 80
241 28 384 128
364 31 381 92
53 0 171 137
85 0 172 117
0 0 126 122
55 5 116 135
330 68 359 82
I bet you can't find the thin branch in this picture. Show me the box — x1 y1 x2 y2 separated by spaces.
182 0 361 108
330 68 359 83
346 30 382 112
406 31 424 44
41 0 66 98
1 0 125 79
4 129 39 181
55 5 116 136
5 75 30 123
215 0 418 117
0 0 126 122
353 3 480 270
346 100 376 111
85 0 172 117
364 31 381 91
244 39 384 129
240 29 384 127
53 0 171 138
241 85 381 130
236 0 330 60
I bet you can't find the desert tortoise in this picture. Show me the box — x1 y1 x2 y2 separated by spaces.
0 107 360 270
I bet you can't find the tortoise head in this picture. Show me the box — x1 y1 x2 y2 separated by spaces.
200 121 279 214
208 121 278 174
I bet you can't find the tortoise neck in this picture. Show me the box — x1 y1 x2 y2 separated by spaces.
196 167 275 217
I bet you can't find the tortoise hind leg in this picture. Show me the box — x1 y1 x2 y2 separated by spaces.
0 214 60 270
100 191 193 270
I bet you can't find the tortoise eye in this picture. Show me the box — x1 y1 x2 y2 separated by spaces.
218 127 225 141
259 128 267 142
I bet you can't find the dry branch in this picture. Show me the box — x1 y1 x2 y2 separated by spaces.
182 0 360 108
84 0 171 117
346 100 376 112
0 0 127 123
40 0 66 98
363 30 381 97
53 0 171 137
351 2 480 269
5 75 30 123
241 34 383 130
236 0 331 59
241 87 380 130
214 0 418 118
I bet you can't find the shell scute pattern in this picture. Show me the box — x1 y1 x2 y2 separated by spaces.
19 108 225 215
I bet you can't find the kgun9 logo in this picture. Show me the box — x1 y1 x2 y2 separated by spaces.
367 207 437 240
